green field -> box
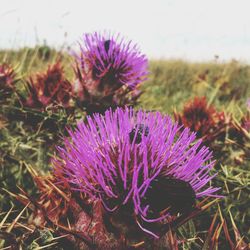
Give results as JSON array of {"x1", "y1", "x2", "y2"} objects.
[
  {"x1": 0, "y1": 47, "x2": 249, "y2": 249},
  {"x1": 2, "y1": 46, "x2": 250, "y2": 112}
]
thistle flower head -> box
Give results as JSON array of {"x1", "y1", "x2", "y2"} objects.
[
  {"x1": 23, "y1": 61, "x2": 72, "y2": 109},
  {"x1": 76, "y1": 31, "x2": 148, "y2": 93},
  {"x1": 53, "y1": 108, "x2": 220, "y2": 237},
  {"x1": 72, "y1": 32, "x2": 148, "y2": 114},
  {"x1": 176, "y1": 96, "x2": 217, "y2": 138},
  {"x1": 0, "y1": 63, "x2": 16, "y2": 99}
]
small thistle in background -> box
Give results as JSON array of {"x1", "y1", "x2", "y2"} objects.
[
  {"x1": 175, "y1": 96, "x2": 227, "y2": 143},
  {"x1": 77, "y1": 32, "x2": 148, "y2": 92},
  {"x1": 22, "y1": 61, "x2": 72, "y2": 109},
  {"x1": 73, "y1": 31, "x2": 148, "y2": 114},
  {"x1": 175, "y1": 96, "x2": 216, "y2": 137},
  {"x1": 0, "y1": 63, "x2": 17, "y2": 100},
  {"x1": 52, "y1": 107, "x2": 220, "y2": 246}
]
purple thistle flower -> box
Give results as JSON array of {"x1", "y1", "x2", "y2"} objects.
[
  {"x1": 53, "y1": 108, "x2": 220, "y2": 237},
  {"x1": 75, "y1": 31, "x2": 148, "y2": 93}
]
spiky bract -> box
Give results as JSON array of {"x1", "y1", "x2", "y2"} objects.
[{"x1": 22, "y1": 61, "x2": 72, "y2": 109}]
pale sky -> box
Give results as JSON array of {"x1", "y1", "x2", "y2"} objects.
[{"x1": 1, "y1": 0, "x2": 250, "y2": 61}]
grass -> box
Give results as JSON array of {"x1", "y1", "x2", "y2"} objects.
[
  {"x1": 0, "y1": 46, "x2": 249, "y2": 249},
  {"x1": 1, "y1": 47, "x2": 250, "y2": 113},
  {"x1": 140, "y1": 59, "x2": 250, "y2": 114}
]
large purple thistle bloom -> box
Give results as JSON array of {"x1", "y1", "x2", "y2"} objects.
[
  {"x1": 53, "y1": 108, "x2": 220, "y2": 237},
  {"x1": 76, "y1": 32, "x2": 148, "y2": 91}
]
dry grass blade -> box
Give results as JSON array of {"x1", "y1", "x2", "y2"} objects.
[
  {"x1": 202, "y1": 210, "x2": 219, "y2": 250},
  {"x1": 0, "y1": 207, "x2": 13, "y2": 230},
  {"x1": 32, "y1": 241, "x2": 58, "y2": 249},
  {"x1": 211, "y1": 221, "x2": 223, "y2": 250},
  {"x1": 166, "y1": 228, "x2": 179, "y2": 250},
  {"x1": 0, "y1": 246, "x2": 12, "y2": 250},
  {"x1": 0, "y1": 207, "x2": 15, "y2": 249},
  {"x1": 162, "y1": 198, "x2": 220, "y2": 236},
  {"x1": 222, "y1": 220, "x2": 235, "y2": 249},
  {"x1": 2, "y1": 188, "x2": 32, "y2": 209},
  {"x1": 229, "y1": 210, "x2": 248, "y2": 250},
  {"x1": 44, "y1": 179, "x2": 70, "y2": 202},
  {"x1": 6, "y1": 202, "x2": 30, "y2": 233}
]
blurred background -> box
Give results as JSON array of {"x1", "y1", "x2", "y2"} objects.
[{"x1": 1, "y1": 0, "x2": 250, "y2": 61}]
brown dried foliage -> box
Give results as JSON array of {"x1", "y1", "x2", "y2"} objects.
[
  {"x1": 22, "y1": 61, "x2": 72, "y2": 109},
  {"x1": 175, "y1": 96, "x2": 229, "y2": 144}
]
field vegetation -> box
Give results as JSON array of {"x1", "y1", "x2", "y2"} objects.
[{"x1": 0, "y1": 46, "x2": 249, "y2": 249}]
